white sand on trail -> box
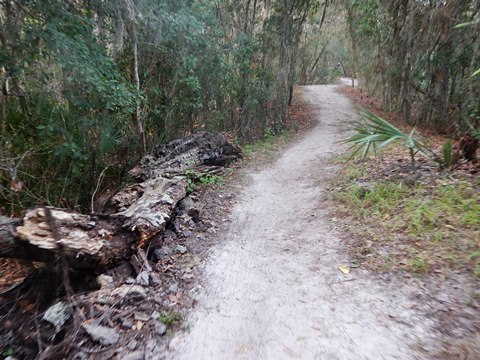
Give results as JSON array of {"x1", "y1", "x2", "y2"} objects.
[{"x1": 168, "y1": 85, "x2": 430, "y2": 360}]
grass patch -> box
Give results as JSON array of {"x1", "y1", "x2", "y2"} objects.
[
  {"x1": 242, "y1": 131, "x2": 291, "y2": 158},
  {"x1": 159, "y1": 311, "x2": 182, "y2": 326},
  {"x1": 332, "y1": 165, "x2": 480, "y2": 276}
]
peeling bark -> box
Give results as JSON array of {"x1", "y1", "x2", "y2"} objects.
[{"x1": 0, "y1": 132, "x2": 242, "y2": 269}]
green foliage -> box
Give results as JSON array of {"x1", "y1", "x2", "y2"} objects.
[
  {"x1": 0, "y1": 0, "x2": 317, "y2": 214},
  {"x1": 454, "y1": 20, "x2": 480, "y2": 78},
  {"x1": 242, "y1": 130, "x2": 292, "y2": 157},
  {"x1": 405, "y1": 199, "x2": 437, "y2": 235},
  {"x1": 349, "y1": 0, "x2": 381, "y2": 37},
  {"x1": 184, "y1": 170, "x2": 197, "y2": 193},
  {"x1": 186, "y1": 179, "x2": 196, "y2": 194},
  {"x1": 454, "y1": 20, "x2": 480, "y2": 29},
  {"x1": 0, "y1": 0, "x2": 138, "y2": 213},
  {"x1": 264, "y1": 126, "x2": 275, "y2": 139},
  {"x1": 442, "y1": 141, "x2": 453, "y2": 168},
  {"x1": 333, "y1": 169, "x2": 480, "y2": 275},
  {"x1": 343, "y1": 0, "x2": 480, "y2": 133},
  {"x1": 198, "y1": 174, "x2": 223, "y2": 186},
  {"x1": 409, "y1": 256, "x2": 430, "y2": 274},
  {"x1": 2, "y1": 348, "x2": 15, "y2": 357},
  {"x1": 184, "y1": 170, "x2": 223, "y2": 193},
  {"x1": 341, "y1": 111, "x2": 439, "y2": 166},
  {"x1": 465, "y1": 120, "x2": 480, "y2": 139},
  {"x1": 159, "y1": 312, "x2": 182, "y2": 326},
  {"x1": 338, "y1": 182, "x2": 409, "y2": 218}
]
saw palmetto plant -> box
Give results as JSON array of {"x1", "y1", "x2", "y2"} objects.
[{"x1": 341, "y1": 111, "x2": 441, "y2": 167}]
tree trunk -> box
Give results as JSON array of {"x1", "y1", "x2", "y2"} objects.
[
  {"x1": 400, "y1": 3, "x2": 414, "y2": 124},
  {"x1": 0, "y1": 132, "x2": 242, "y2": 270},
  {"x1": 132, "y1": 21, "x2": 147, "y2": 155}
]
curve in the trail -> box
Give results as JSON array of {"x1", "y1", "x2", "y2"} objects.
[{"x1": 168, "y1": 85, "x2": 430, "y2": 360}]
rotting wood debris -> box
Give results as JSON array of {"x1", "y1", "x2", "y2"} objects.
[
  {"x1": 0, "y1": 131, "x2": 242, "y2": 360},
  {"x1": 0, "y1": 131, "x2": 242, "y2": 269}
]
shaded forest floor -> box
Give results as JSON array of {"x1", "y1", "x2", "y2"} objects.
[
  {"x1": 332, "y1": 85, "x2": 480, "y2": 359},
  {"x1": 0, "y1": 93, "x2": 316, "y2": 360}
]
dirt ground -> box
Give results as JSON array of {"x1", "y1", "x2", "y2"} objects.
[
  {"x1": 166, "y1": 85, "x2": 437, "y2": 360},
  {"x1": 2, "y1": 84, "x2": 478, "y2": 360}
]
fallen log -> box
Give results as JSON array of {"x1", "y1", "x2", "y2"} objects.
[
  {"x1": 129, "y1": 131, "x2": 242, "y2": 181},
  {"x1": 0, "y1": 132, "x2": 242, "y2": 269}
]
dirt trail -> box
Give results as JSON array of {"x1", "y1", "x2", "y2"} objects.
[{"x1": 168, "y1": 85, "x2": 430, "y2": 360}]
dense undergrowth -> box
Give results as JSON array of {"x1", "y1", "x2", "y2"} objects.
[{"x1": 0, "y1": 0, "x2": 323, "y2": 216}]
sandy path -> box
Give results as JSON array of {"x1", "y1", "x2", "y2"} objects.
[{"x1": 168, "y1": 85, "x2": 428, "y2": 360}]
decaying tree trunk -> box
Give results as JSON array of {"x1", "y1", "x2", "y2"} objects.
[
  {"x1": 453, "y1": 133, "x2": 479, "y2": 164},
  {"x1": 0, "y1": 132, "x2": 242, "y2": 269}
]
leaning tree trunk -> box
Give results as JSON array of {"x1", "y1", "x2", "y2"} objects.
[{"x1": 0, "y1": 132, "x2": 242, "y2": 270}]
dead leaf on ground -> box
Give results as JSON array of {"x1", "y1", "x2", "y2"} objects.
[
  {"x1": 168, "y1": 294, "x2": 179, "y2": 304},
  {"x1": 235, "y1": 343, "x2": 255, "y2": 354}
]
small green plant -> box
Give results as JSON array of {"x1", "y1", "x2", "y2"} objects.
[
  {"x1": 183, "y1": 170, "x2": 223, "y2": 193},
  {"x1": 2, "y1": 348, "x2": 15, "y2": 357},
  {"x1": 264, "y1": 126, "x2": 275, "y2": 139},
  {"x1": 199, "y1": 174, "x2": 223, "y2": 186},
  {"x1": 343, "y1": 166, "x2": 365, "y2": 181},
  {"x1": 186, "y1": 178, "x2": 196, "y2": 193},
  {"x1": 184, "y1": 170, "x2": 197, "y2": 193},
  {"x1": 341, "y1": 111, "x2": 440, "y2": 167},
  {"x1": 159, "y1": 312, "x2": 182, "y2": 326},
  {"x1": 442, "y1": 141, "x2": 453, "y2": 168},
  {"x1": 410, "y1": 255, "x2": 430, "y2": 273},
  {"x1": 406, "y1": 199, "x2": 436, "y2": 235},
  {"x1": 340, "y1": 181, "x2": 409, "y2": 215}
]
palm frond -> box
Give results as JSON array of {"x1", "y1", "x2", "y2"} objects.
[
  {"x1": 454, "y1": 20, "x2": 479, "y2": 29},
  {"x1": 341, "y1": 110, "x2": 439, "y2": 166}
]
